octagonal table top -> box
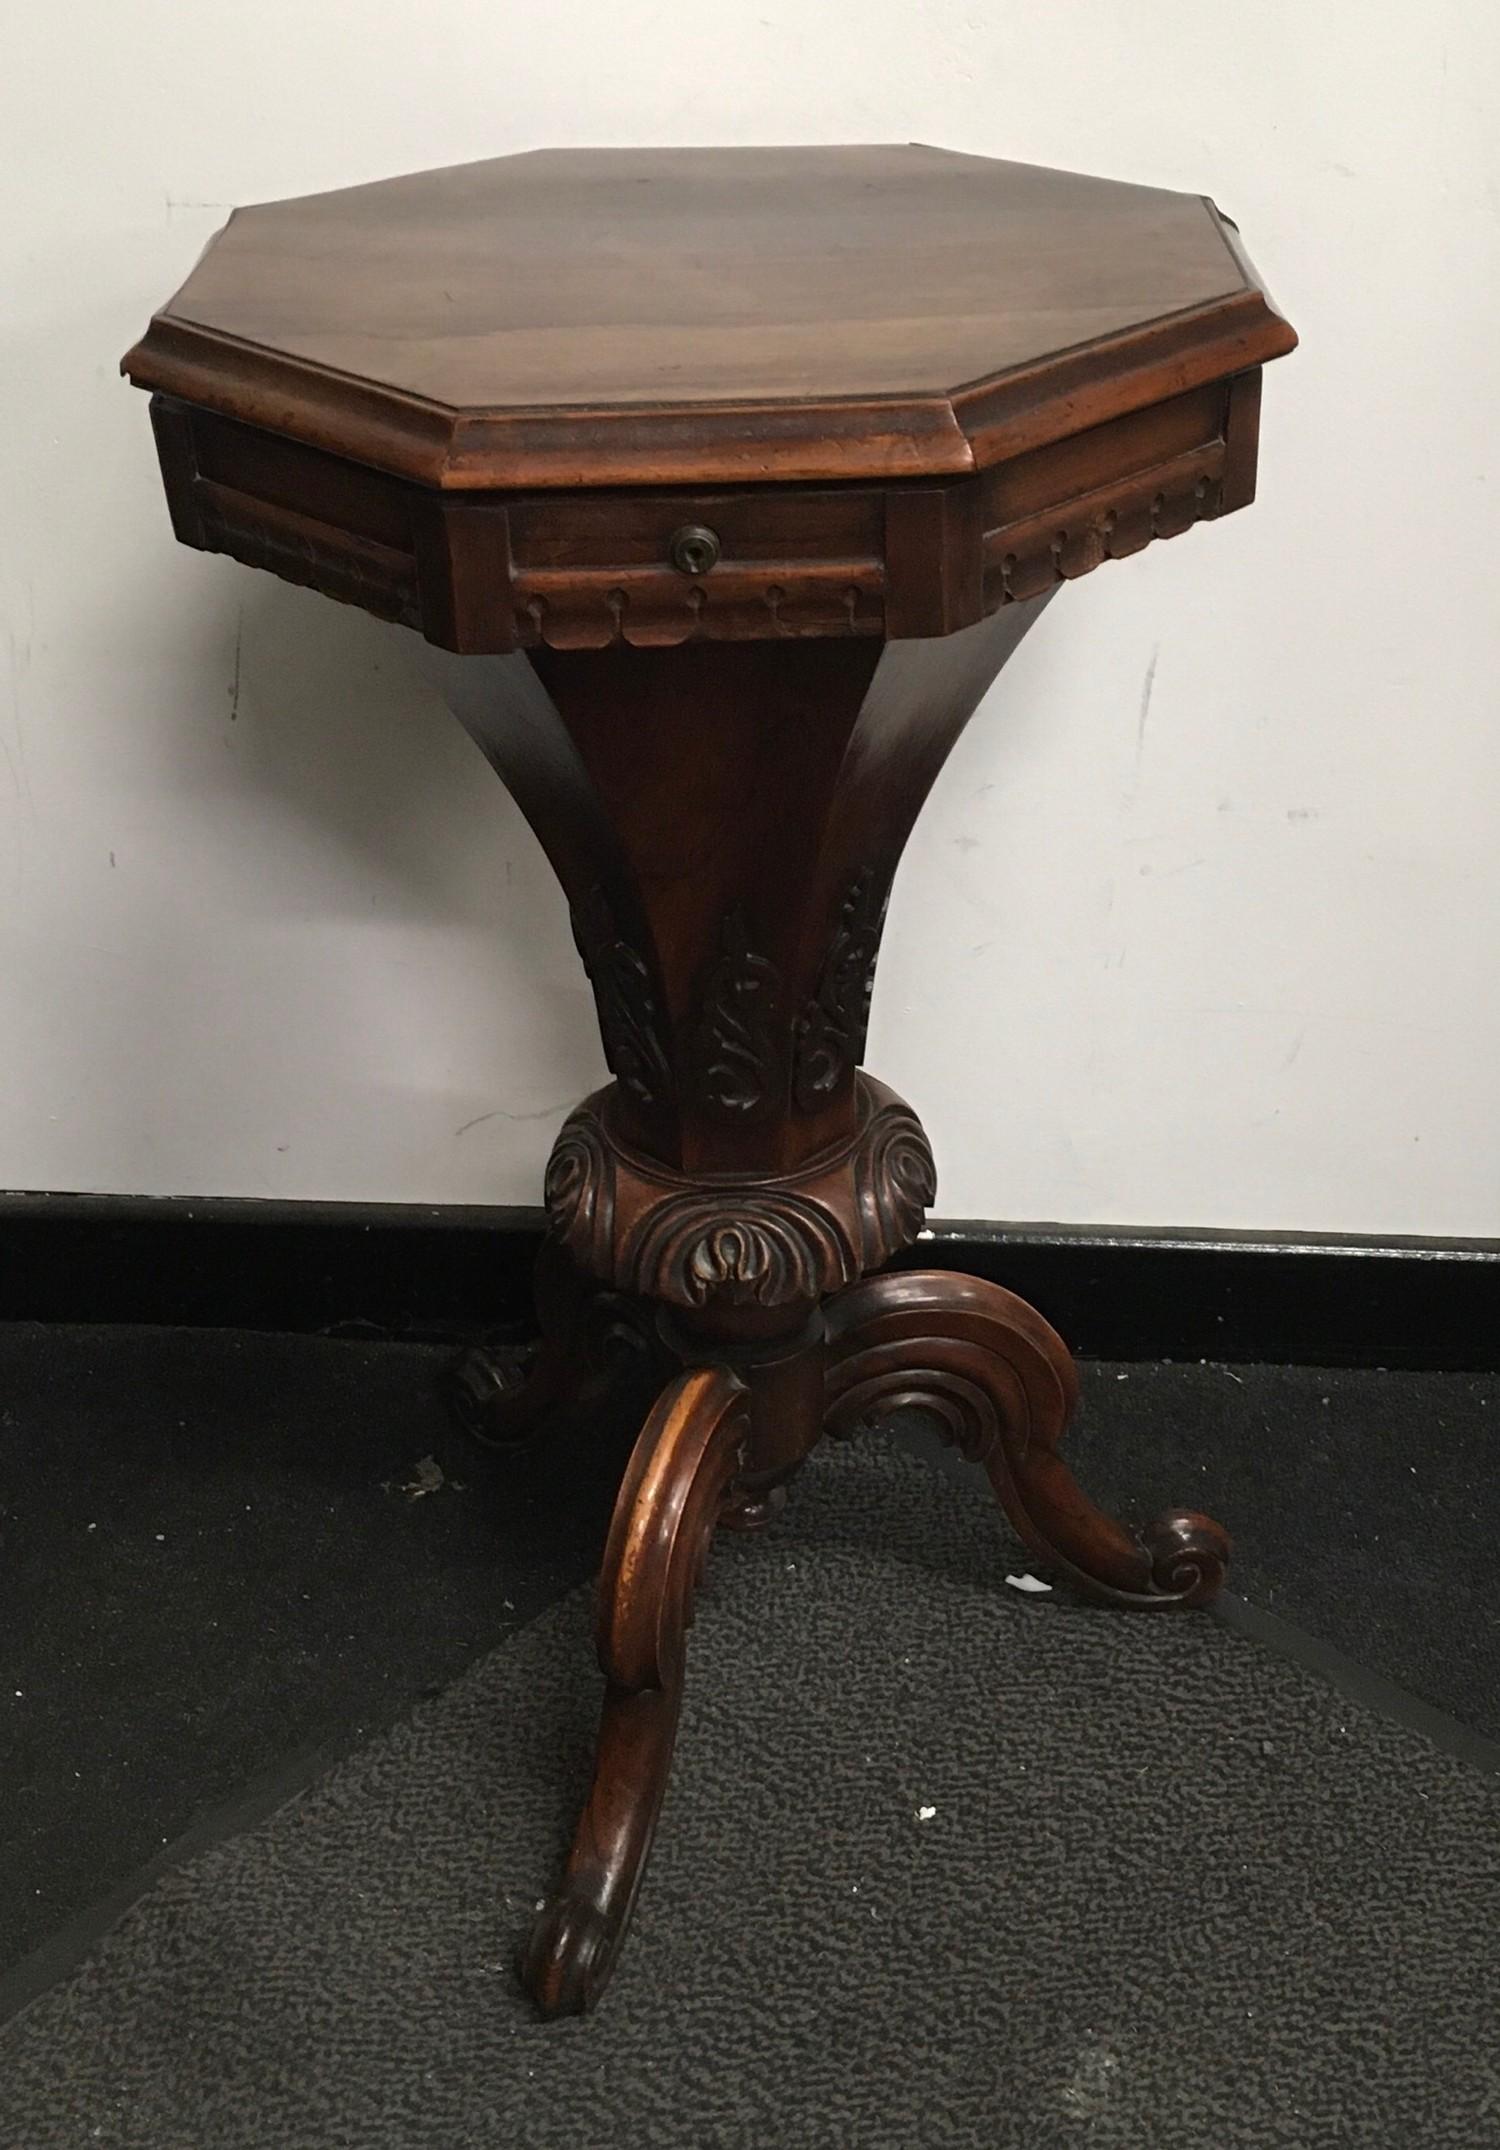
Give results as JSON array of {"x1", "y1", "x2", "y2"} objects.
[{"x1": 122, "y1": 145, "x2": 1295, "y2": 491}]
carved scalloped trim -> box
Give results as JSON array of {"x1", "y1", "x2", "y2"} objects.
[
  {"x1": 984, "y1": 450, "x2": 1224, "y2": 609},
  {"x1": 195, "y1": 486, "x2": 422, "y2": 629},
  {"x1": 513, "y1": 565, "x2": 885, "y2": 650}
]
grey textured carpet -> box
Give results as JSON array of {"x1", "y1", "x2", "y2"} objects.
[{"x1": 3, "y1": 1438, "x2": 1497, "y2": 2150}]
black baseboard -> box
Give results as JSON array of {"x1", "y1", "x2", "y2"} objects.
[
  {"x1": 0, "y1": 1194, "x2": 549, "y2": 1347},
  {"x1": 894, "y1": 1222, "x2": 1500, "y2": 1371},
  {"x1": 0, "y1": 1193, "x2": 1495, "y2": 1370}
]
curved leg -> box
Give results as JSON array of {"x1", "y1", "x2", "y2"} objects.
[
  {"x1": 522, "y1": 1364, "x2": 750, "y2": 2015},
  {"x1": 823, "y1": 1270, "x2": 1228, "y2": 1608},
  {"x1": 450, "y1": 1237, "x2": 658, "y2": 1451}
]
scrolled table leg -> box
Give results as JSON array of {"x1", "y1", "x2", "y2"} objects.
[
  {"x1": 522, "y1": 1363, "x2": 750, "y2": 2016},
  {"x1": 823, "y1": 1270, "x2": 1229, "y2": 1609}
]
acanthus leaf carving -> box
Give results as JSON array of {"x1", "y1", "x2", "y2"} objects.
[
  {"x1": 570, "y1": 887, "x2": 674, "y2": 1113},
  {"x1": 542, "y1": 1074, "x2": 935, "y2": 1312},
  {"x1": 637, "y1": 1196, "x2": 856, "y2": 1310},
  {"x1": 689, "y1": 907, "x2": 785, "y2": 1123},
  {"x1": 793, "y1": 867, "x2": 891, "y2": 1111},
  {"x1": 542, "y1": 1107, "x2": 615, "y2": 1280},
  {"x1": 855, "y1": 1098, "x2": 938, "y2": 1260}
]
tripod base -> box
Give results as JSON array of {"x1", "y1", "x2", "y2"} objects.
[{"x1": 515, "y1": 1256, "x2": 1228, "y2": 2017}]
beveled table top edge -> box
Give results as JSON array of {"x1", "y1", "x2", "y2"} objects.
[{"x1": 121, "y1": 282, "x2": 1294, "y2": 493}]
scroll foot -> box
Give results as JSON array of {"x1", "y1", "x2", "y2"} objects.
[
  {"x1": 823, "y1": 1270, "x2": 1229, "y2": 1609},
  {"x1": 448, "y1": 1238, "x2": 658, "y2": 1453}
]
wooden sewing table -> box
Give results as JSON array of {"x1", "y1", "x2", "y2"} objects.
[{"x1": 123, "y1": 144, "x2": 1296, "y2": 2016}]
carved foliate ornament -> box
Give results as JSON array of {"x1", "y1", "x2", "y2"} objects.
[{"x1": 544, "y1": 1074, "x2": 936, "y2": 1310}]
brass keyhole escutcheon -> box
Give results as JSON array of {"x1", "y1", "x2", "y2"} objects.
[{"x1": 668, "y1": 524, "x2": 721, "y2": 576}]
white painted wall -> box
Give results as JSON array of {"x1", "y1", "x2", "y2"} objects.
[{"x1": 3, "y1": 3, "x2": 1497, "y2": 1232}]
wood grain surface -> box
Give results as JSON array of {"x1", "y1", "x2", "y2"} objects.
[{"x1": 123, "y1": 145, "x2": 1295, "y2": 488}]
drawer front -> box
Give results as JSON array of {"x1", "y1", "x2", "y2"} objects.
[{"x1": 149, "y1": 375, "x2": 1256, "y2": 654}]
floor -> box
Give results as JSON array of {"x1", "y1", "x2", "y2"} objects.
[
  {"x1": 2, "y1": 1321, "x2": 1496, "y2": 2019},
  {"x1": 7, "y1": 1432, "x2": 1499, "y2": 2150}
]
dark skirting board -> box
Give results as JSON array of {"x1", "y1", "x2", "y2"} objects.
[{"x1": 1, "y1": 1194, "x2": 1496, "y2": 1369}]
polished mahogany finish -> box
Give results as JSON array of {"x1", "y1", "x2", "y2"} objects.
[
  {"x1": 123, "y1": 146, "x2": 1291, "y2": 653},
  {"x1": 523, "y1": 1364, "x2": 751, "y2": 2015},
  {"x1": 123, "y1": 145, "x2": 1293, "y2": 492},
  {"x1": 123, "y1": 145, "x2": 1295, "y2": 2019}
]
